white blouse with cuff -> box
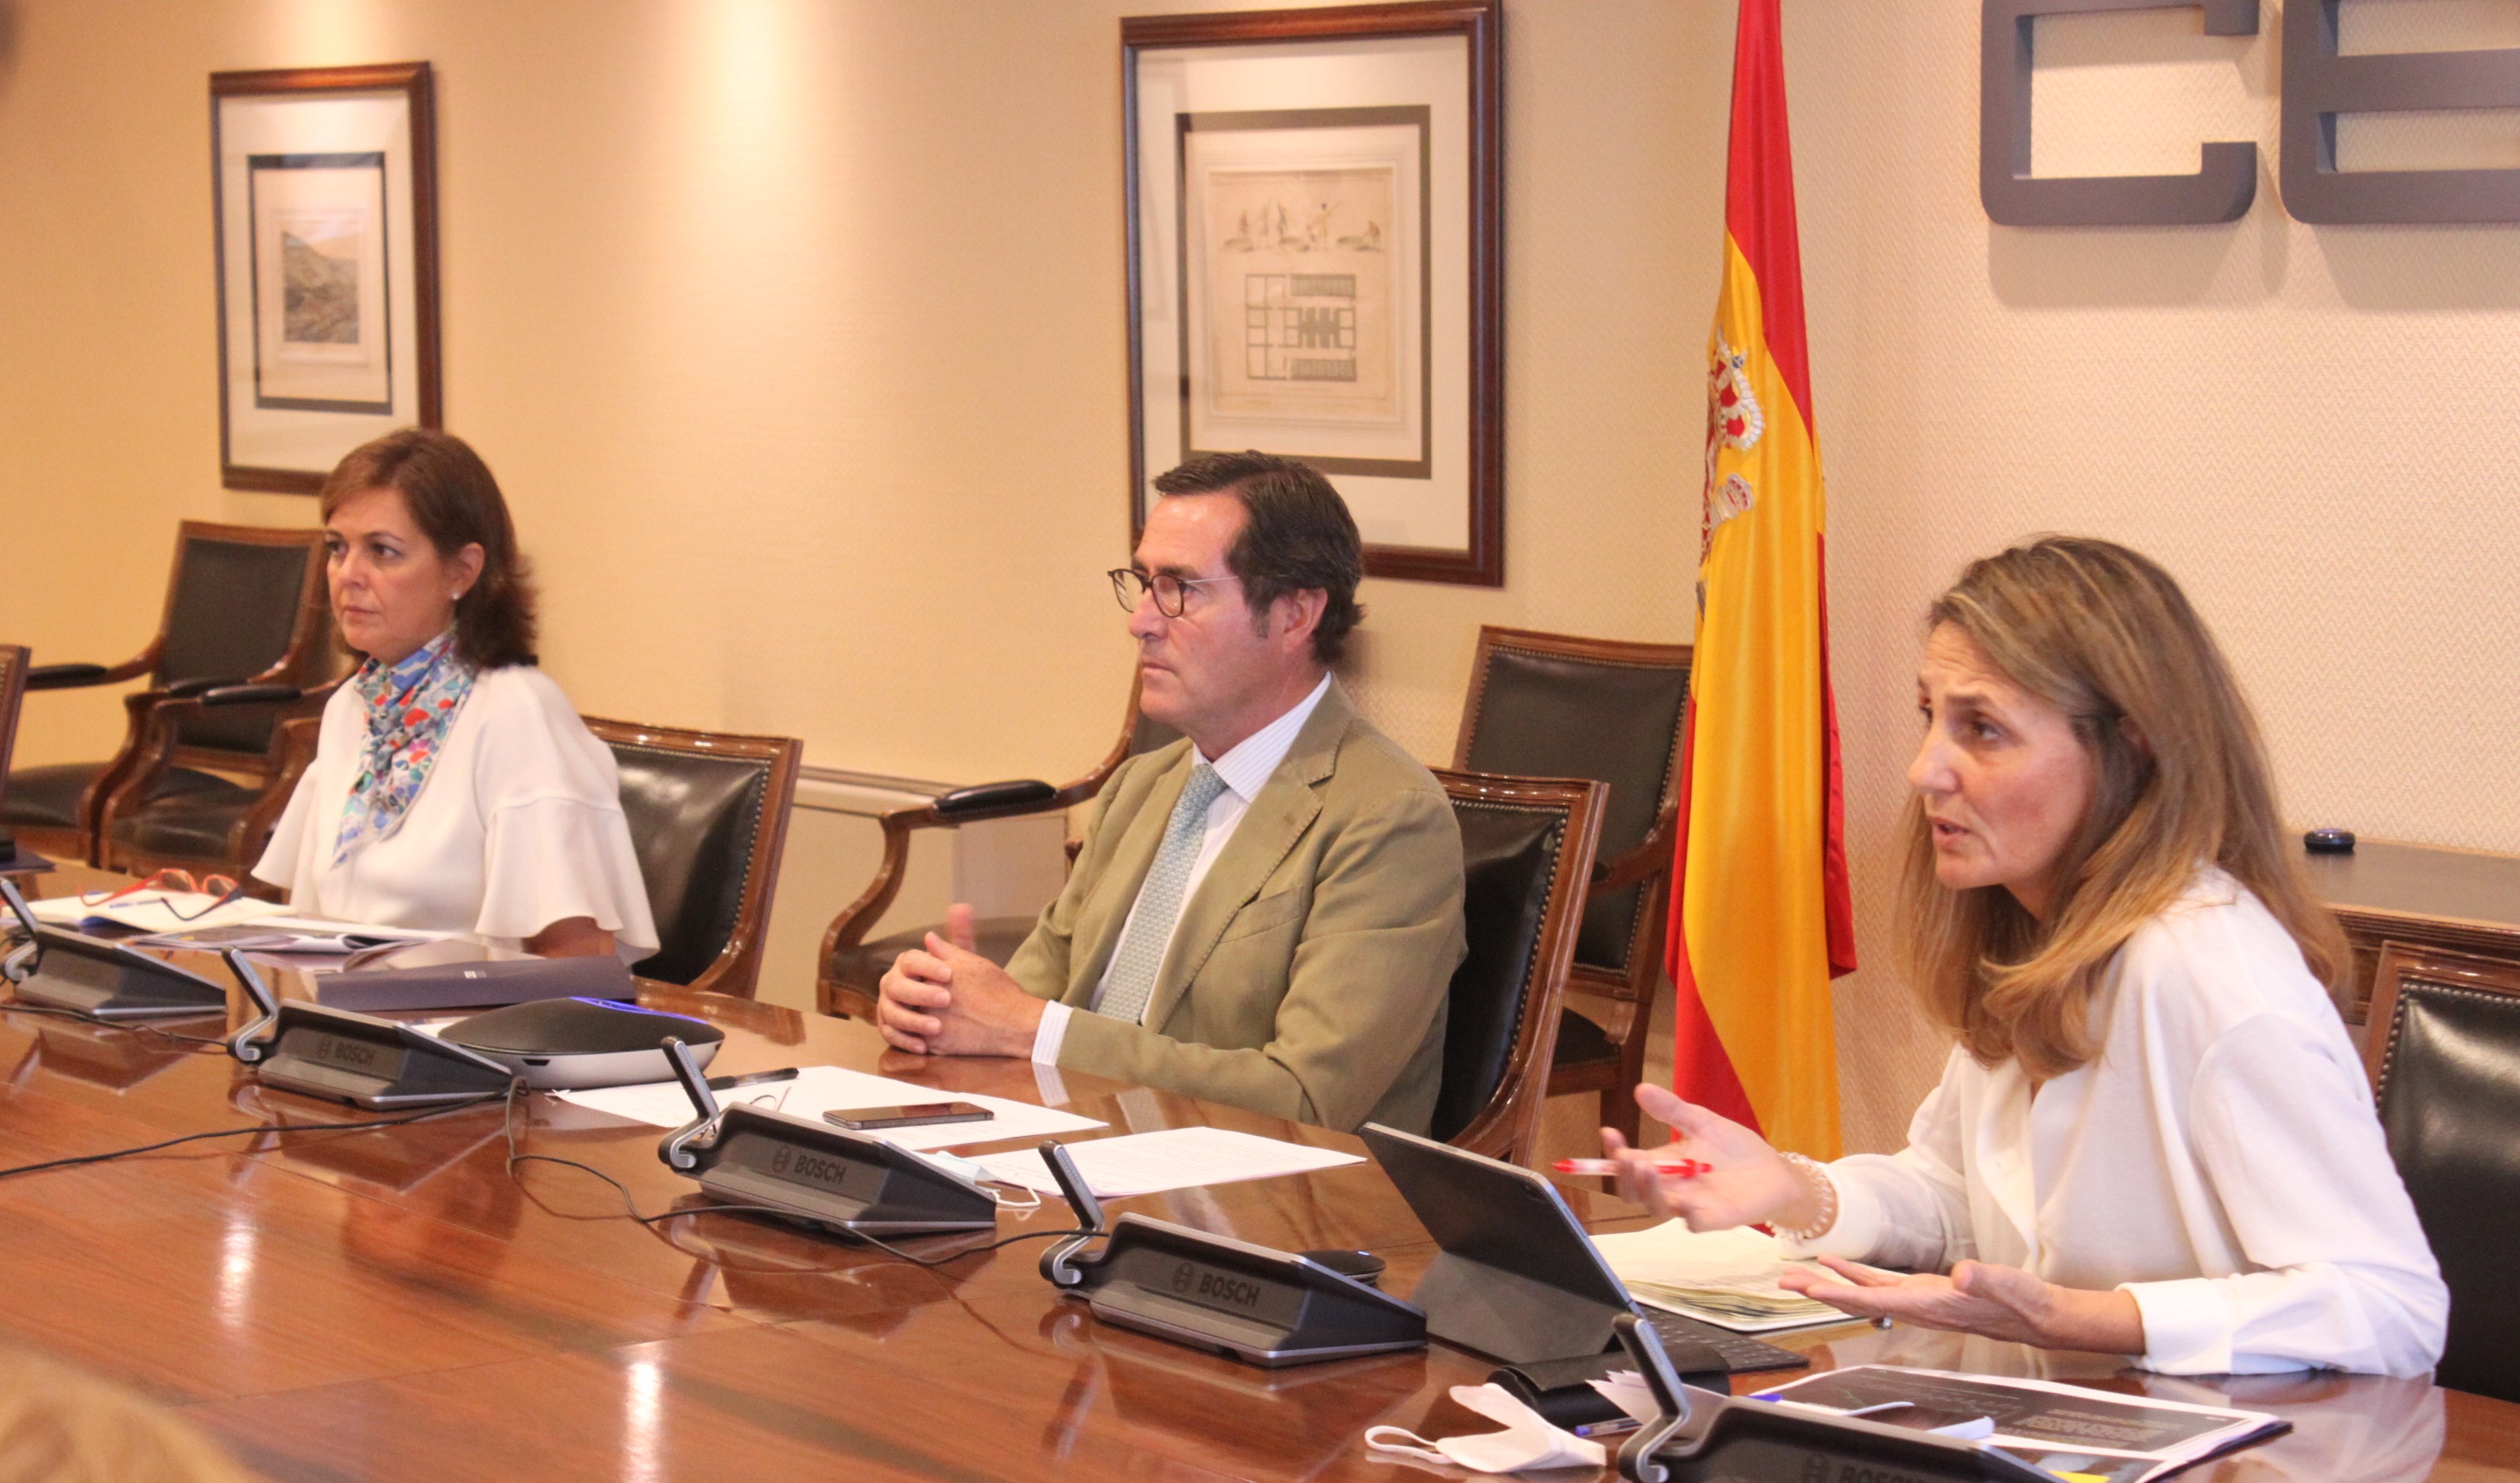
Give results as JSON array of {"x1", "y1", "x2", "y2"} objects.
[
  {"x1": 252, "y1": 665, "x2": 659, "y2": 960},
  {"x1": 1793, "y1": 867, "x2": 2447, "y2": 1378}
]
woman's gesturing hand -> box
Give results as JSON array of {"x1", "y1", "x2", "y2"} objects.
[
  {"x1": 1777, "y1": 1257, "x2": 2145, "y2": 1354},
  {"x1": 1600, "y1": 1083, "x2": 1820, "y2": 1233}
]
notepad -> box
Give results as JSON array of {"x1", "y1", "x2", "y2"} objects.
[
  {"x1": 970, "y1": 1126, "x2": 1363, "y2": 1198},
  {"x1": 1590, "y1": 1220, "x2": 1893, "y2": 1333}
]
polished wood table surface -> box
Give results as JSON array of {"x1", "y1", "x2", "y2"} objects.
[
  {"x1": 2, "y1": 867, "x2": 2516, "y2": 1481},
  {"x1": 2304, "y1": 837, "x2": 2520, "y2": 1023}
]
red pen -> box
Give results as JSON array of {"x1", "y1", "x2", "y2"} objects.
[{"x1": 1553, "y1": 1158, "x2": 1708, "y2": 1178}]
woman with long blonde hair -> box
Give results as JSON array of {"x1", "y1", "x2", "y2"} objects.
[{"x1": 1607, "y1": 537, "x2": 2445, "y2": 1376}]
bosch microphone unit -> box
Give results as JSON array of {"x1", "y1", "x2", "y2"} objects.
[
  {"x1": 222, "y1": 950, "x2": 515, "y2": 1108},
  {"x1": 654, "y1": 1037, "x2": 998, "y2": 1238},
  {"x1": 1, "y1": 878, "x2": 230, "y2": 1020},
  {"x1": 1033, "y1": 1141, "x2": 1426, "y2": 1368}
]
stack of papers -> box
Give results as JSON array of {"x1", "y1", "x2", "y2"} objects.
[
  {"x1": 127, "y1": 916, "x2": 450, "y2": 954},
  {"x1": 28, "y1": 891, "x2": 290, "y2": 933},
  {"x1": 970, "y1": 1127, "x2": 1364, "y2": 1198},
  {"x1": 1750, "y1": 1366, "x2": 2290, "y2": 1483},
  {"x1": 1591, "y1": 1221, "x2": 1888, "y2": 1333},
  {"x1": 554, "y1": 1064, "x2": 1106, "y2": 1153}
]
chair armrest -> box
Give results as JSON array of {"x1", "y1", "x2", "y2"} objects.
[
  {"x1": 25, "y1": 662, "x2": 110, "y2": 690},
  {"x1": 932, "y1": 778, "x2": 1058, "y2": 819},
  {"x1": 25, "y1": 643, "x2": 157, "y2": 691},
  {"x1": 820, "y1": 682, "x2": 1148, "y2": 997},
  {"x1": 1592, "y1": 803, "x2": 1680, "y2": 894},
  {"x1": 96, "y1": 683, "x2": 335, "y2": 868},
  {"x1": 200, "y1": 682, "x2": 305, "y2": 708},
  {"x1": 163, "y1": 674, "x2": 253, "y2": 699}
]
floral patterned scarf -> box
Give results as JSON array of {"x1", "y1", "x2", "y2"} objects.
[{"x1": 331, "y1": 631, "x2": 477, "y2": 865}]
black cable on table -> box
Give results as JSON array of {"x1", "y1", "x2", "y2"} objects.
[{"x1": 0, "y1": 1091, "x2": 510, "y2": 1183}]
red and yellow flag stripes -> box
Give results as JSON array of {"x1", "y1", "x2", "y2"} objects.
[{"x1": 1665, "y1": 0, "x2": 1857, "y2": 1160}]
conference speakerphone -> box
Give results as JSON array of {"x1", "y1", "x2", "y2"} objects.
[
  {"x1": 1, "y1": 878, "x2": 230, "y2": 1021},
  {"x1": 654, "y1": 1037, "x2": 998, "y2": 1238}
]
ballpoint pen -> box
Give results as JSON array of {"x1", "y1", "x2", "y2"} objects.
[
  {"x1": 1553, "y1": 1158, "x2": 1709, "y2": 1179},
  {"x1": 707, "y1": 1067, "x2": 801, "y2": 1091}
]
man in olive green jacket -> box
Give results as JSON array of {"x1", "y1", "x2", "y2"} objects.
[{"x1": 877, "y1": 453, "x2": 1466, "y2": 1133}]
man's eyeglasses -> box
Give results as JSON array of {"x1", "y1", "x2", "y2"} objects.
[{"x1": 1108, "y1": 568, "x2": 1238, "y2": 619}]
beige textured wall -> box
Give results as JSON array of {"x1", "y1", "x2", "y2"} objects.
[
  {"x1": 1790, "y1": 0, "x2": 2520, "y2": 1146},
  {"x1": 5, "y1": 1, "x2": 2518, "y2": 1151}
]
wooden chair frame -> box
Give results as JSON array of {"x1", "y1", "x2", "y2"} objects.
[
  {"x1": 1453, "y1": 625, "x2": 1690, "y2": 1145},
  {"x1": 584, "y1": 716, "x2": 801, "y2": 1001},
  {"x1": 0, "y1": 646, "x2": 26, "y2": 821},
  {"x1": 817, "y1": 674, "x2": 1146, "y2": 1021},
  {"x1": 17, "y1": 521, "x2": 331, "y2": 864},
  {"x1": 2363, "y1": 940, "x2": 2520, "y2": 1096},
  {"x1": 1434, "y1": 767, "x2": 1607, "y2": 1167},
  {"x1": 99, "y1": 680, "x2": 341, "y2": 881}
]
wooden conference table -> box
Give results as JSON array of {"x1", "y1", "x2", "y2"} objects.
[{"x1": 0, "y1": 868, "x2": 2514, "y2": 1481}]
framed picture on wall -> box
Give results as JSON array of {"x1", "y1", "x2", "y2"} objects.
[
  {"x1": 211, "y1": 63, "x2": 440, "y2": 494},
  {"x1": 1124, "y1": 0, "x2": 1503, "y2": 585}
]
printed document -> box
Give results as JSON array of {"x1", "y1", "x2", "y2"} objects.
[
  {"x1": 1591, "y1": 1220, "x2": 1893, "y2": 1333},
  {"x1": 1750, "y1": 1366, "x2": 2289, "y2": 1483},
  {"x1": 971, "y1": 1126, "x2": 1363, "y2": 1198}
]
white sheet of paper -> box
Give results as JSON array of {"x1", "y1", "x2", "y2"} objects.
[
  {"x1": 551, "y1": 1064, "x2": 1104, "y2": 1152},
  {"x1": 970, "y1": 1126, "x2": 1364, "y2": 1198},
  {"x1": 1589, "y1": 1220, "x2": 1791, "y2": 1280}
]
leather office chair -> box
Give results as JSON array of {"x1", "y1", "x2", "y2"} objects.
[
  {"x1": 98, "y1": 678, "x2": 339, "y2": 879},
  {"x1": 586, "y1": 716, "x2": 801, "y2": 1001},
  {"x1": 4, "y1": 522, "x2": 331, "y2": 864},
  {"x1": 1428, "y1": 768, "x2": 1606, "y2": 1168},
  {"x1": 1453, "y1": 625, "x2": 1690, "y2": 1145},
  {"x1": 0, "y1": 645, "x2": 25, "y2": 863},
  {"x1": 819, "y1": 674, "x2": 1179, "y2": 1021},
  {"x1": 2364, "y1": 940, "x2": 2520, "y2": 1404}
]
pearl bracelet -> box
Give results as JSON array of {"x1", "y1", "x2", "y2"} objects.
[{"x1": 1773, "y1": 1150, "x2": 1839, "y2": 1243}]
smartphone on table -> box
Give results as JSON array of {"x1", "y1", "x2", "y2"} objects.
[{"x1": 824, "y1": 1103, "x2": 994, "y2": 1131}]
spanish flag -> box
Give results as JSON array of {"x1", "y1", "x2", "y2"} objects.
[{"x1": 1666, "y1": 0, "x2": 1857, "y2": 1160}]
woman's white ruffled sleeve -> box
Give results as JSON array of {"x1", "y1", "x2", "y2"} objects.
[{"x1": 465, "y1": 675, "x2": 659, "y2": 956}]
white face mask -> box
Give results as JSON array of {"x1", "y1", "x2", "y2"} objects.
[{"x1": 1364, "y1": 1384, "x2": 1608, "y2": 1474}]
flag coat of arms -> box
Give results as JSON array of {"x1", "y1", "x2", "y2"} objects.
[{"x1": 1666, "y1": 0, "x2": 1858, "y2": 1159}]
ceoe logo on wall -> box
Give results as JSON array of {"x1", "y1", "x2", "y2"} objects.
[{"x1": 1982, "y1": 0, "x2": 2520, "y2": 226}]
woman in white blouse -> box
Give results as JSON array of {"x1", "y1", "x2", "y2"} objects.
[
  {"x1": 253, "y1": 429, "x2": 658, "y2": 961},
  {"x1": 1607, "y1": 537, "x2": 2445, "y2": 1377}
]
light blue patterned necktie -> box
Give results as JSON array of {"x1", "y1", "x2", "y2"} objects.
[{"x1": 1097, "y1": 762, "x2": 1229, "y2": 1025}]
